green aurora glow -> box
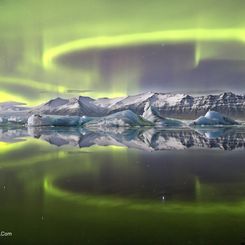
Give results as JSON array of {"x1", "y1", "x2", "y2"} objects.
[
  {"x1": 1, "y1": 134, "x2": 245, "y2": 243},
  {"x1": 1, "y1": 137, "x2": 245, "y2": 215},
  {"x1": 0, "y1": 0, "x2": 244, "y2": 104}
]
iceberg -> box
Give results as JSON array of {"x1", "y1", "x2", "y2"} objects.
[
  {"x1": 142, "y1": 102, "x2": 184, "y2": 127},
  {"x1": 190, "y1": 110, "x2": 239, "y2": 126},
  {"x1": 84, "y1": 110, "x2": 153, "y2": 128},
  {"x1": 7, "y1": 116, "x2": 26, "y2": 124},
  {"x1": 0, "y1": 116, "x2": 26, "y2": 125},
  {"x1": 27, "y1": 114, "x2": 91, "y2": 127},
  {"x1": 27, "y1": 110, "x2": 152, "y2": 128}
]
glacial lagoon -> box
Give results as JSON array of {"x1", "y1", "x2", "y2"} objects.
[{"x1": 1, "y1": 126, "x2": 245, "y2": 244}]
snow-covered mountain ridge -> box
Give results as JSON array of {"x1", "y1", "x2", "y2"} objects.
[
  {"x1": 1, "y1": 92, "x2": 245, "y2": 122},
  {"x1": 30, "y1": 92, "x2": 245, "y2": 119}
]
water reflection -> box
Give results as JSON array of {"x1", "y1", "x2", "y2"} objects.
[
  {"x1": 1, "y1": 125, "x2": 245, "y2": 244},
  {"x1": 0, "y1": 126, "x2": 28, "y2": 143},
  {"x1": 3, "y1": 126, "x2": 244, "y2": 151}
]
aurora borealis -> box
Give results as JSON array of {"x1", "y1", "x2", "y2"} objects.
[
  {"x1": 0, "y1": 0, "x2": 244, "y2": 105},
  {"x1": 1, "y1": 2, "x2": 245, "y2": 243}
]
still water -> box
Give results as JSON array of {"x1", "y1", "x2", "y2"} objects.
[{"x1": 0, "y1": 127, "x2": 245, "y2": 244}]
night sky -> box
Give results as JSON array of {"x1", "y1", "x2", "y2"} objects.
[{"x1": 0, "y1": 0, "x2": 244, "y2": 105}]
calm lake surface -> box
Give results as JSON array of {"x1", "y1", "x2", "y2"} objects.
[{"x1": 1, "y1": 127, "x2": 245, "y2": 244}]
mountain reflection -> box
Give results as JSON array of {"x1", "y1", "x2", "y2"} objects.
[{"x1": 1, "y1": 126, "x2": 245, "y2": 151}]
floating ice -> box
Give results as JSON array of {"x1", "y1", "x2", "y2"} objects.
[{"x1": 190, "y1": 110, "x2": 239, "y2": 126}]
